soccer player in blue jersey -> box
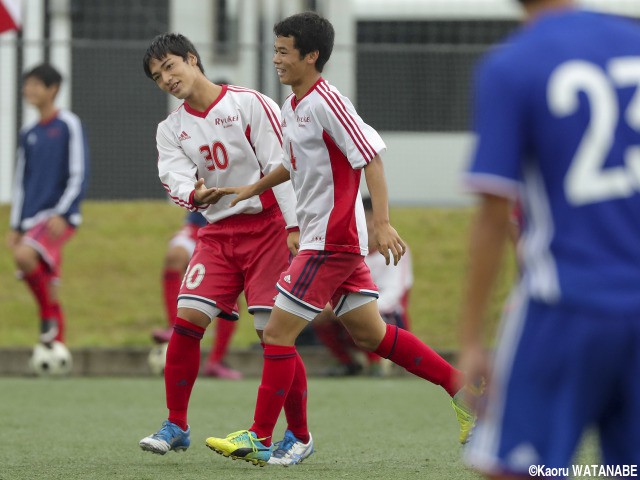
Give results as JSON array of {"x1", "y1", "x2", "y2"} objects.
[
  {"x1": 7, "y1": 63, "x2": 89, "y2": 346},
  {"x1": 458, "y1": 0, "x2": 640, "y2": 477}
]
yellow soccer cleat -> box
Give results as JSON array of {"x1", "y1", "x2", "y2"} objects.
[
  {"x1": 451, "y1": 382, "x2": 484, "y2": 444},
  {"x1": 205, "y1": 430, "x2": 272, "y2": 467}
]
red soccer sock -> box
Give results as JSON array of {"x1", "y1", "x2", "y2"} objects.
[
  {"x1": 284, "y1": 352, "x2": 310, "y2": 443},
  {"x1": 162, "y1": 269, "x2": 182, "y2": 328},
  {"x1": 51, "y1": 303, "x2": 65, "y2": 343},
  {"x1": 250, "y1": 345, "x2": 298, "y2": 446},
  {"x1": 24, "y1": 263, "x2": 56, "y2": 320},
  {"x1": 375, "y1": 324, "x2": 463, "y2": 397},
  {"x1": 207, "y1": 318, "x2": 237, "y2": 364},
  {"x1": 313, "y1": 321, "x2": 354, "y2": 365},
  {"x1": 45, "y1": 268, "x2": 65, "y2": 343},
  {"x1": 165, "y1": 317, "x2": 205, "y2": 430}
]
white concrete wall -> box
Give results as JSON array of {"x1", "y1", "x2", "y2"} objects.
[
  {"x1": 0, "y1": 31, "x2": 18, "y2": 203},
  {"x1": 353, "y1": 0, "x2": 640, "y2": 19},
  {"x1": 318, "y1": 0, "x2": 355, "y2": 100},
  {"x1": 168, "y1": 0, "x2": 215, "y2": 111},
  {"x1": 49, "y1": 0, "x2": 72, "y2": 111},
  {"x1": 375, "y1": 132, "x2": 476, "y2": 206}
]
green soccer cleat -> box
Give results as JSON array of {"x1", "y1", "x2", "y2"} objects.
[
  {"x1": 205, "y1": 430, "x2": 272, "y2": 467},
  {"x1": 451, "y1": 383, "x2": 483, "y2": 445}
]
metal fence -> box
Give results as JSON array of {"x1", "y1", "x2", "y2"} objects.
[{"x1": 2, "y1": 0, "x2": 638, "y2": 201}]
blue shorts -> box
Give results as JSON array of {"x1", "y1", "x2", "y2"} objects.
[{"x1": 465, "y1": 289, "x2": 640, "y2": 475}]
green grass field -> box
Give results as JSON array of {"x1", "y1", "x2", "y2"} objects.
[
  {"x1": 0, "y1": 376, "x2": 599, "y2": 480},
  {"x1": 0, "y1": 377, "x2": 479, "y2": 480},
  {"x1": 0, "y1": 201, "x2": 515, "y2": 350}
]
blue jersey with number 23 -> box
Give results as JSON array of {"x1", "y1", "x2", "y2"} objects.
[{"x1": 465, "y1": 10, "x2": 640, "y2": 315}]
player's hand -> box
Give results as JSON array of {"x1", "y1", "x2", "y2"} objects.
[
  {"x1": 286, "y1": 230, "x2": 300, "y2": 256},
  {"x1": 6, "y1": 230, "x2": 22, "y2": 249},
  {"x1": 193, "y1": 178, "x2": 225, "y2": 205},
  {"x1": 217, "y1": 184, "x2": 258, "y2": 208},
  {"x1": 374, "y1": 223, "x2": 406, "y2": 265},
  {"x1": 46, "y1": 215, "x2": 68, "y2": 240}
]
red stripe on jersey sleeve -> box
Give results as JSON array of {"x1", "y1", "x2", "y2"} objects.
[
  {"x1": 317, "y1": 82, "x2": 377, "y2": 162},
  {"x1": 321, "y1": 82, "x2": 376, "y2": 159},
  {"x1": 315, "y1": 88, "x2": 370, "y2": 164},
  {"x1": 227, "y1": 86, "x2": 282, "y2": 145},
  {"x1": 161, "y1": 182, "x2": 202, "y2": 211}
]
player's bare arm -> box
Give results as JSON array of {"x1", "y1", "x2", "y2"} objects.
[
  {"x1": 364, "y1": 155, "x2": 406, "y2": 266},
  {"x1": 219, "y1": 164, "x2": 291, "y2": 207},
  {"x1": 458, "y1": 193, "x2": 511, "y2": 396}
]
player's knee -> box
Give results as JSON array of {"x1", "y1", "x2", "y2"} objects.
[
  {"x1": 262, "y1": 327, "x2": 283, "y2": 346},
  {"x1": 13, "y1": 245, "x2": 39, "y2": 272},
  {"x1": 176, "y1": 307, "x2": 211, "y2": 329},
  {"x1": 262, "y1": 323, "x2": 295, "y2": 346},
  {"x1": 349, "y1": 332, "x2": 379, "y2": 352}
]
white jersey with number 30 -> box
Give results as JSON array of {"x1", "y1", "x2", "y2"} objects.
[
  {"x1": 281, "y1": 78, "x2": 386, "y2": 255},
  {"x1": 157, "y1": 84, "x2": 297, "y2": 227}
]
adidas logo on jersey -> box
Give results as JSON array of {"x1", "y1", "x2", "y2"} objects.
[
  {"x1": 284, "y1": 275, "x2": 291, "y2": 284},
  {"x1": 178, "y1": 131, "x2": 190, "y2": 141},
  {"x1": 281, "y1": 119, "x2": 287, "y2": 127}
]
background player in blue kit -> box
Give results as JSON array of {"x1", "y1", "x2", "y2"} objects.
[
  {"x1": 7, "y1": 63, "x2": 89, "y2": 346},
  {"x1": 458, "y1": 0, "x2": 640, "y2": 476}
]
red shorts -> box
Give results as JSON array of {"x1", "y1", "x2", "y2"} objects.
[
  {"x1": 276, "y1": 250, "x2": 378, "y2": 314},
  {"x1": 178, "y1": 205, "x2": 290, "y2": 319},
  {"x1": 22, "y1": 220, "x2": 76, "y2": 278}
]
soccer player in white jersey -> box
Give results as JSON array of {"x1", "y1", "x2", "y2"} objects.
[
  {"x1": 138, "y1": 33, "x2": 311, "y2": 459},
  {"x1": 459, "y1": 0, "x2": 640, "y2": 477},
  {"x1": 205, "y1": 12, "x2": 479, "y2": 466}
]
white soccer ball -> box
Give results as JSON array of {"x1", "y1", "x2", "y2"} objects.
[
  {"x1": 148, "y1": 342, "x2": 169, "y2": 376},
  {"x1": 30, "y1": 341, "x2": 73, "y2": 376}
]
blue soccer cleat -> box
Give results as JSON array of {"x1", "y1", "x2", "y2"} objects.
[
  {"x1": 139, "y1": 420, "x2": 190, "y2": 455},
  {"x1": 205, "y1": 430, "x2": 272, "y2": 466},
  {"x1": 268, "y1": 430, "x2": 314, "y2": 466}
]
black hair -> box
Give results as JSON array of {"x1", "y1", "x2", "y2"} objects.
[
  {"x1": 362, "y1": 196, "x2": 373, "y2": 212},
  {"x1": 143, "y1": 33, "x2": 205, "y2": 79},
  {"x1": 273, "y1": 12, "x2": 334, "y2": 72},
  {"x1": 23, "y1": 64, "x2": 62, "y2": 87}
]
